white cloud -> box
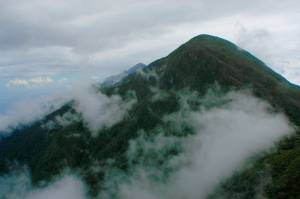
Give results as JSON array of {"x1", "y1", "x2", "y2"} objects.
[
  {"x1": 0, "y1": 170, "x2": 88, "y2": 199},
  {"x1": 7, "y1": 76, "x2": 54, "y2": 88},
  {"x1": 0, "y1": 94, "x2": 68, "y2": 135},
  {"x1": 25, "y1": 176, "x2": 86, "y2": 199},
  {"x1": 0, "y1": 75, "x2": 134, "y2": 136},
  {"x1": 72, "y1": 85, "x2": 136, "y2": 136}
]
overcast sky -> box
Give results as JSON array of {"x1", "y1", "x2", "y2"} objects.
[{"x1": 0, "y1": 0, "x2": 299, "y2": 111}]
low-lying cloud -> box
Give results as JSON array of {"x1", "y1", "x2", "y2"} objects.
[
  {"x1": 0, "y1": 89, "x2": 295, "y2": 198},
  {"x1": 0, "y1": 169, "x2": 87, "y2": 199},
  {"x1": 41, "y1": 111, "x2": 81, "y2": 131},
  {"x1": 99, "y1": 90, "x2": 294, "y2": 199},
  {"x1": 0, "y1": 94, "x2": 68, "y2": 135},
  {"x1": 72, "y1": 85, "x2": 136, "y2": 136},
  {"x1": 1, "y1": 75, "x2": 136, "y2": 136}
]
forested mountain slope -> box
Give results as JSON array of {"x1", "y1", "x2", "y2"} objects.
[{"x1": 0, "y1": 34, "x2": 299, "y2": 198}]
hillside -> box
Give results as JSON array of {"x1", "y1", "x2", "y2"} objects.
[{"x1": 0, "y1": 34, "x2": 299, "y2": 198}]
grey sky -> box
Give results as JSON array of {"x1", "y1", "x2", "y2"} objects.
[{"x1": 0, "y1": 0, "x2": 299, "y2": 83}]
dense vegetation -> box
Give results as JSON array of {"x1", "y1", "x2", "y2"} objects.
[{"x1": 0, "y1": 34, "x2": 299, "y2": 198}]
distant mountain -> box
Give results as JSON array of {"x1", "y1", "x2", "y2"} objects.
[
  {"x1": 0, "y1": 35, "x2": 299, "y2": 198},
  {"x1": 102, "y1": 63, "x2": 146, "y2": 86}
]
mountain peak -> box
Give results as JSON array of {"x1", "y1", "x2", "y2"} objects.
[
  {"x1": 143, "y1": 34, "x2": 300, "y2": 122},
  {"x1": 188, "y1": 34, "x2": 230, "y2": 43},
  {"x1": 169, "y1": 34, "x2": 240, "y2": 58},
  {"x1": 163, "y1": 34, "x2": 288, "y2": 86}
]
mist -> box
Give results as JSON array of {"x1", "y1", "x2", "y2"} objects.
[
  {"x1": 99, "y1": 89, "x2": 294, "y2": 199},
  {"x1": 0, "y1": 75, "x2": 135, "y2": 137},
  {"x1": 0, "y1": 169, "x2": 87, "y2": 199},
  {"x1": 71, "y1": 85, "x2": 136, "y2": 136},
  {"x1": 0, "y1": 94, "x2": 68, "y2": 136}
]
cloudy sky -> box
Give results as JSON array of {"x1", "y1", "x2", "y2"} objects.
[{"x1": 0, "y1": 0, "x2": 299, "y2": 111}]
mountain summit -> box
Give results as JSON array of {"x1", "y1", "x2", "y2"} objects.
[
  {"x1": 117, "y1": 34, "x2": 300, "y2": 122},
  {"x1": 0, "y1": 34, "x2": 299, "y2": 198}
]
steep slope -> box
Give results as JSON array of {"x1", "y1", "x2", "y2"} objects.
[
  {"x1": 115, "y1": 34, "x2": 300, "y2": 124},
  {"x1": 0, "y1": 34, "x2": 299, "y2": 198}
]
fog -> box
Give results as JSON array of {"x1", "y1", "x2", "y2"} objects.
[{"x1": 72, "y1": 85, "x2": 136, "y2": 136}]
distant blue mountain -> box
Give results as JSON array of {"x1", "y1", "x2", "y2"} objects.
[{"x1": 102, "y1": 63, "x2": 146, "y2": 86}]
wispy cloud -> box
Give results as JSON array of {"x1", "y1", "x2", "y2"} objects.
[
  {"x1": 72, "y1": 85, "x2": 136, "y2": 136},
  {"x1": 6, "y1": 76, "x2": 54, "y2": 88},
  {"x1": 0, "y1": 94, "x2": 68, "y2": 135}
]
